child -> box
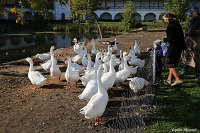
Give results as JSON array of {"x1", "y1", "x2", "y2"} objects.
[{"x1": 147, "y1": 40, "x2": 163, "y2": 81}]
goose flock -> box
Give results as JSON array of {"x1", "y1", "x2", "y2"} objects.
[{"x1": 25, "y1": 38, "x2": 149, "y2": 125}]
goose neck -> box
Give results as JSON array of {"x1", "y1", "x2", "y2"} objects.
[
  {"x1": 109, "y1": 58, "x2": 115, "y2": 72},
  {"x1": 67, "y1": 59, "x2": 72, "y2": 70},
  {"x1": 97, "y1": 67, "x2": 105, "y2": 93},
  {"x1": 124, "y1": 58, "x2": 129, "y2": 69},
  {"x1": 29, "y1": 61, "x2": 34, "y2": 72},
  {"x1": 50, "y1": 47, "x2": 54, "y2": 55},
  {"x1": 52, "y1": 57, "x2": 56, "y2": 67}
]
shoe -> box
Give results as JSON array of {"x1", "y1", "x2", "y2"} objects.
[
  {"x1": 171, "y1": 80, "x2": 183, "y2": 86},
  {"x1": 195, "y1": 76, "x2": 200, "y2": 81},
  {"x1": 164, "y1": 80, "x2": 171, "y2": 85}
]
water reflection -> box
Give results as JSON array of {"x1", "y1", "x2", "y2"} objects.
[{"x1": 0, "y1": 32, "x2": 117, "y2": 63}]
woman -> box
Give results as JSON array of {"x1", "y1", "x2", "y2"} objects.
[{"x1": 163, "y1": 13, "x2": 186, "y2": 86}]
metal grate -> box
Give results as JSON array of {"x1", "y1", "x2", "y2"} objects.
[{"x1": 100, "y1": 51, "x2": 155, "y2": 132}]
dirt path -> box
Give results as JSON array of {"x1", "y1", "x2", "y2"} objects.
[{"x1": 0, "y1": 29, "x2": 165, "y2": 133}]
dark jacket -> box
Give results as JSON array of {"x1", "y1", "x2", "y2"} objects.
[
  {"x1": 182, "y1": 16, "x2": 200, "y2": 71},
  {"x1": 165, "y1": 20, "x2": 186, "y2": 68},
  {"x1": 165, "y1": 20, "x2": 186, "y2": 51}
]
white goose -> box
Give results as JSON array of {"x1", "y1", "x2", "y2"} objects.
[
  {"x1": 134, "y1": 40, "x2": 140, "y2": 56},
  {"x1": 102, "y1": 45, "x2": 112, "y2": 63},
  {"x1": 118, "y1": 51, "x2": 129, "y2": 71},
  {"x1": 86, "y1": 53, "x2": 93, "y2": 73},
  {"x1": 127, "y1": 77, "x2": 149, "y2": 93},
  {"x1": 128, "y1": 49, "x2": 145, "y2": 68},
  {"x1": 26, "y1": 57, "x2": 47, "y2": 89},
  {"x1": 82, "y1": 53, "x2": 88, "y2": 67},
  {"x1": 82, "y1": 53, "x2": 94, "y2": 67},
  {"x1": 102, "y1": 63, "x2": 109, "y2": 75},
  {"x1": 127, "y1": 45, "x2": 133, "y2": 57},
  {"x1": 64, "y1": 57, "x2": 84, "y2": 74},
  {"x1": 93, "y1": 52, "x2": 102, "y2": 72},
  {"x1": 36, "y1": 45, "x2": 55, "y2": 61},
  {"x1": 101, "y1": 55, "x2": 116, "y2": 91},
  {"x1": 110, "y1": 38, "x2": 118, "y2": 54},
  {"x1": 80, "y1": 65, "x2": 108, "y2": 126},
  {"x1": 91, "y1": 39, "x2": 99, "y2": 56},
  {"x1": 120, "y1": 52, "x2": 139, "y2": 75},
  {"x1": 129, "y1": 66, "x2": 138, "y2": 75},
  {"x1": 78, "y1": 62, "x2": 99, "y2": 101},
  {"x1": 50, "y1": 54, "x2": 61, "y2": 81},
  {"x1": 73, "y1": 38, "x2": 82, "y2": 54},
  {"x1": 115, "y1": 56, "x2": 131, "y2": 85},
  {"x1": 72, "y1": 46, "x2": 87, "y2": 64},
  {"x1": 80, "y1": 60, "x2": 101, "y2": 86},
  {"x1": 40, "y1": 54, "x2": 57, "y2": 72},
  {"x1": 65, "y1": 56, "x2": 79, "y2": 89}
]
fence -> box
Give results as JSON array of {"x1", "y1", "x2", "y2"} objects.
[{"x1": 93, "y1": 51, "x2": 156, "y2": 132}]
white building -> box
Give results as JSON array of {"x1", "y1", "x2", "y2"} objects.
[{"x1": 1, "y1": 0, "x2": 200, "y2": 21}]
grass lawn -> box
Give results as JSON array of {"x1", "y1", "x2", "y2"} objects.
[{"x1": 147, "y1": 63, "x2": 200, "y2": 132}]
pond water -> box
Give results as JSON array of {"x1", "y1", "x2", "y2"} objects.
[{"x1": 0, "y1": 32, "x2": 117, "y2": 63}]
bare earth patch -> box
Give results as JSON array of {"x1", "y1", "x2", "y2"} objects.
[{"x1": 0, "y1": 29, "x2": 165, "y2": 133}]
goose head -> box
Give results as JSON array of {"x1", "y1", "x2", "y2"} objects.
[
  {"x1": 26, "y1": 57, "x2": 34, "y2": 71},
  {"x1": 26, "y1": 57, "x2": 33, "y2": 64},
  {"x1": 73, "y1": 38, "x2": 78, "y2": 43}
]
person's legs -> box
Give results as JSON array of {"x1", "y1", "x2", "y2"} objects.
[
  {"x1": 170, "y1": 68, "x2": 181, "y2": 81},
  {"x1": 170, "y1": 67, "x2": 183, "y2": 86},
  {"x1": 167, "y1": 68, "x2": 172, "y2": 81}
]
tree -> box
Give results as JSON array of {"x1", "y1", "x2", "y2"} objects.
[
  {"x1": 164, "y1": 0, "x2": 189, "y2": 21},
  {"x1": 70, "y1": 0, "x2": 102, "y2": 38},
  {"x1": 70, "y1": 0, "x2": 99, "y2": 22},
  {"x1": 122, "y1": 1, "x2": 137, "y2": 31},
  {"x1": 0, "y1": 0, "x2": 68, "y2": 21}
]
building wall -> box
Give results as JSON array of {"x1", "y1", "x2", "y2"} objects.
[
  {"x1": 1, "y1": 0, "x2": 200, "y2": 21},
  {"x1": 54, "y1": 1, "x2": 70, "y2": 20}
]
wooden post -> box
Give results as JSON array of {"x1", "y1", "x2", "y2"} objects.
[{"x1": 95, "y1": 18, "x2": 103, "y2": 39}]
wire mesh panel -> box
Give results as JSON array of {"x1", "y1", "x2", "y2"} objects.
[{"x1": 96, "y1": 51, "x2": 156, "y2": 133}]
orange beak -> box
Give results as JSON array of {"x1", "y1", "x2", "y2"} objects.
[
  {"x1": 126, "y1": 51, "x2": 129, "y2": 55},
  {"x1": 85, "y1": 54, "x2": 88, "y2": 58}
]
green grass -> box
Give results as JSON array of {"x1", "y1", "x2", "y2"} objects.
[
  {"x1": 142, "y1": 21, "x2": 167, "y2": 29},
  {"x1": 147, "y1": 63, "x2": 200, "y2": 132}
]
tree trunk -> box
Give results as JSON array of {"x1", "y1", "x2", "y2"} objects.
[{"x1": 95, "y1": 18, "x2": 103, "y2": 39}]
